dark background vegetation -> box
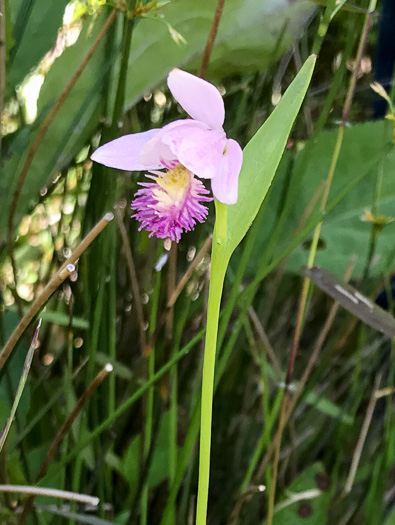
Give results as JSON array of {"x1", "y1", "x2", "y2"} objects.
[{"x1": 0, "y1": 0, "x2": 395, "y2": 524}]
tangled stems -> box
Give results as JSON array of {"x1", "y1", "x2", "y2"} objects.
[
  {"x1": 196, "y1": 202, "x2": 229, "y2": 525},
  {"x1": 266, "y1": 1, "x2": 377, "y2": 523}
]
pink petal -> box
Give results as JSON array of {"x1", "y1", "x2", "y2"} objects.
[
  {"x1": 161, "y1": 121, "x2": 227, "y2": 179},
  {"x1": 211, "y1": 139, "x2": 243, "y2": 205},
  {"x1": 138, "y1": 122, "x2": 186, "y2": 167},
  {"x1": 91, "y1": 129, "x2": 163, "y2": 171},
  {"x1": 167, "y1": 69, "x2": 225, "y2": 130}
]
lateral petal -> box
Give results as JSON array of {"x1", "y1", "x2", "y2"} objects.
[
  {"x1": 211, "y1": 139, "x2": 243, "y2": 205},
  {"x1": 91, "y1": 129, "x2": 163, "y2": 170}
]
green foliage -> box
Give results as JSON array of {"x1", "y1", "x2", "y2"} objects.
[
  {"x1": 4, "y1": 0, "x2": 15, "y2": 60},
  {"x1": 248, "y1": 120, "x2": 395, "y2": 278},
  {"x1": 287, "y1": 120, "x2": 395, "y2": 277},
  {"x1": 272, "y1": 463, "x2": 331, "y2": 525},
  {"x1": 0, "y1": 18, "x2": 106, "y2": 235},
  {"x1": 0, "y1": 0, "x2": 313, "y2": 244},
  {"x1": 225, "y1": 55, "x2": 316, "y2": 260},
  {"x1": 0, "y1": 320, "x2": 38, "y2": 452},
  {"x1": 0, "y1": 312, "x2": 31, "y2": 420},
  {"x1": 1, "y1": 1, "x2": 394, "y2": 524},
  {"x1": 122, "y1": 411, "x2": 173, "y2": 493},
  {"x1": 125, "y1": 0, "x2": 314, "y2": 105},
  {"x1": 8, "y1": 0, "x2": 69, "y2": 90},
  {"x1": 304, "y1": 389, "x2": 353, "y2": 424}
]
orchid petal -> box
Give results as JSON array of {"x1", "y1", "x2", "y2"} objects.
[
  {"x1": 167, "y1": 69, "x2": 225, "y2": 130},
  {"x1": 91, "y1": 129, "x2": 163, "y2": 171},
  {"x1": 211, "y1": 139, "x2": 243, "y2": 205},
  {"x1": 161, "y1": 121, "x2": 226, "y2": 179},
  {"x1": 138, "y1": 120, "x2": 193, "y2": 167},
  {"x1": 138, "y1": 135, "x2": 176, "y2": 168}
]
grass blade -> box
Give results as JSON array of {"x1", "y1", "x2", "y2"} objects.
[{"x1": 0, "y1": 319, "x2": 42, "y2": 452}]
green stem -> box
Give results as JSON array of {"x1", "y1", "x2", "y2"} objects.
[
  {"x1": 214, "y1": 200, "x2": 228, "y2": 244},
  {"x1": 109, "y1": 229, "x2": 117, "y2": 416},
  {"x1": 141, "y1": 352, "x2": 155, "y2": 525},
  {"x1": 168, "y1": 297, "x2": 189, "y2": 523},
  {"x1": 141, "y1": 260, "x2": 161, "y2": 525},
  {"x1": 110, "y1": 12, "x2": 135, "y2": 135},
  {"x1": 196, "y1": 203, "x2": 229, "y2": 525}
]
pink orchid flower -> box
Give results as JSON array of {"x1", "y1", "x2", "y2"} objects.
[
  {"x1": 91, "y1": 69, "x2": 243, "y2": 241},
  {"x1": 92, "y1": 69, "x2": 243, "y2": 204}
]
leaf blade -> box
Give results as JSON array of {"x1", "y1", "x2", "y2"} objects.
[
  {"x1": 225, "y1": 54, "x2": 316, "y2": 258},
  {"x1": 0, "y1": 319, "x2": 41, "y2": 453}
]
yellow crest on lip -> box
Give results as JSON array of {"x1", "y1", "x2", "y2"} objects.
[
  {"x1": 163, "y1": 164, "x2": 190, "y2": 188},
  {"x1": 154, "y1": 165, "x2": 191, "y2": 207}
]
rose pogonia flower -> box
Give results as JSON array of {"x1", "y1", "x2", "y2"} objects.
[
  {"x1": 91, "y1": 69, "x2": 243, "y2": 205},
  {"x1": 131, "y1": 163, "x2": 212, "y2": 242}
]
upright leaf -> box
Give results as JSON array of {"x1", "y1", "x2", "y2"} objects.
[
  {"x1": 0, "y1": 320, "x2": 41, "y2": 453},
  {"x1": 224, "y1": 55, "x2": 316, "y2": 260}
]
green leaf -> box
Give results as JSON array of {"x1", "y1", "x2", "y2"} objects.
[
  {"x1": 39, "y1": 310, "x2": 89, "y2": 330},
  {"x1": 7, "y1": 449, "x2": 26, "y2": 485},
  {"x1": 304, "y1": 390, "x2": 353, "y2": 424},
  {"x1": 284, "y1": 120, "x2": 395, "y2": 278},
  {"x1": 148, "y1": 410, "x2": 172, "y2": 487},
  {"x1": 0, "y1": 320, "x2": 41, "y2": 452},
  {"x1": 8, "y1": 0, "x2": 68, "y2": 89},
  {"x1": 272, "y1": 463, "x2": 331, "y2": 525},
  {"x1": 385, "y1": 506, "x2": 395, "y2": 524},
  {"x1": 0, "y1": 311, "x2": 31, "y2": 421},
  {"x1": 122, "y1": 411, "x2": 172, "y2": 493},
  {"x1": 125, "y1": 0, "x2": 314, "y2": 107},
  {"x1": 122, "y1": 434, "x2": 140, "y2": 494},
  {"x1": 4, "y1": 0, "x2": 15, "y2": 60},
  {"x1": 224, "y1": 55, "x2": 316, "y2": 260},
  {"x1": 28, "y1": 443, "x2": 63, "y2": 485},
  {"x1": 0, "y1": 18, "x2": 106, "y2": 238}
]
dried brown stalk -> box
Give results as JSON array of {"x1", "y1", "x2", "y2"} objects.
[
  {"x1": 0, "y1": 265, "x2": 75, "y2": 370},
  {"x1": 344, "y1": 372, "x2": 382, "y2": 494},
  {"x1": 0, "y1": 485, "x2": 99, "y2": 506},
  {"x1": 115, "y1": 207, "x2": 146, "y2": 350},
  {"x1": 0, "y1": 213, "x2": 113, "y2": 370},
  {"x1": 18, "y1": 365, "x2": 113, "y2": 524},
  {"x1": 144, "y1": 236, "x2": 212, "y2": 355},
  {"x1": 198, "y1": 0, "x2": 226, "y2": 78}
]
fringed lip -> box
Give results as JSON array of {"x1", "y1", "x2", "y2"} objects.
[{"x1": 131, "y1": 165, "x2": 212, "y2": 242}]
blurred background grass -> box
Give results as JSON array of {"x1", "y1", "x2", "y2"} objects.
[{"x1": 1, "y1": 0, "x2": 395, "y2": 523}]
